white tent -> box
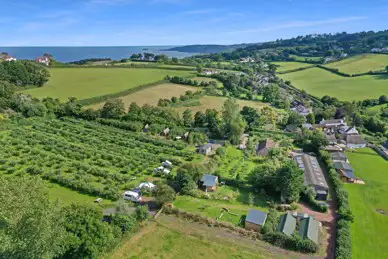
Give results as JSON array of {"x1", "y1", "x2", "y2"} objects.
[{"x1": 138, "y1": 182, "x2": 156, "y2": 190}]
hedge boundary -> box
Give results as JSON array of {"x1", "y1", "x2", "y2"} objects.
[
  {"x1": 319, "y1": 150, "x2": 353, "y2": 259},
  {"x1": 77, "y1": 80, "x2": 167, "y2": 106}
]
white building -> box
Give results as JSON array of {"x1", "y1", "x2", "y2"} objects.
[{"x1": 35, "y1": 56, "x2": 50, "y2": 66}]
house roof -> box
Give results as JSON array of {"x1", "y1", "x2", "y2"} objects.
[
  {"x1": 331, "y1": 152, "x2": 347, "y2": 161},
  {"x1": 299, "y1": 216, "x2": 319, "y2": 244},
  {"x1": 201, "y1": 174, "x2": 218, "y2": 187},
  {"x1": 346, "y1": 135, "x2": 366, "y2": 145},
  {"x1": 326, "y1": 134, "x2": 337, "y2": 142},
  {"x1": 320, "y1": 119, "x2": 344, "y2": 125},
  {"x1": 199, "y1": 143, "x2": 212, "y2": 150},
  {"x1": 257, "y1": 139, "x2": 276, "y2": 151},
  {"x1": 333, "y1": 161, "x2": 354, "y2": 172},
  {"x1": 246, "y1": 209, "x2": 267, "y2": 226},
  {"x1": 294, "y1": 154, "x2": 329, "y2": 190},
  {"x1": 277, "y1": 212, "x2": 296, "y2": 236}
]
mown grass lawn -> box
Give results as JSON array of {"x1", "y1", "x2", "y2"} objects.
[
  {"x1": 271, "y1": 61, "x2": 314, "y2": 72},
  {"x1": 173, "y1": 192, "x2": 271, "y2": 226},
  {"x1": 47, "y1": 183, "x2": 116, "y2": 208},
  {"x1": 90, "y1": 83, "x2": 199, "y2": 110},
  {"x1": 279, "y1": 67, "x2": 388, "y2": 101},
  {"x1": 22, "y1": 68, "x2": 193, "y2": 101},
  {"x1": 345, "y1": 148, "x2": 388, "y2": 259},
  {"x1": 326, "y1": 54, "x2": 388, "y2": 74},
  {"x1": 173, "y1": 95, "x2": 268, "y2": 114}
]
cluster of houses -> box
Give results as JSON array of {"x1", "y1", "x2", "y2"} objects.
[
  {"x1": 301, "y1": 117, "x2": 367, "y2": 149},
  {"x1": 371, "y1": 48, "x2": 388, "y2": 53},
  {"x1": 0, "y1": 53, "x2": 51, "y2": 66},
  {"x1": 0, "y1": 54, "x2": 17, "y2": 62},
  {"x1": 154, "y1": 160, "x2": 172, "y2": 175},
  {"x1": 240, "y1": 57, "x2": 256, "y2": 63},
  {"x1": 244, "y1": 209, "x2": 320, "y2": 244}
]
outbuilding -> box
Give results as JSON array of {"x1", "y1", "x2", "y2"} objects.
[
  {"x1": 245, "y1": 209, "x2": 267, "y2": 232},
  {"x1": 200, "y1": 174, "x2": 218, "y2": 192}
]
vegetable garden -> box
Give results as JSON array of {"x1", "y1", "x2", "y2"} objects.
[{"x1": 0, "y1": 118, "x2": 198, "y2": 200}]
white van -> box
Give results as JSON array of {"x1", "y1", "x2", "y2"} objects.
[{"x1": 123, "y1": 191, "x2": 142, "y2": 202}]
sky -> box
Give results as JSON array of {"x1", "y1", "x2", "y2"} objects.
[{"x1": 1, "y1": 0, "x2": 387, "y2": 46}]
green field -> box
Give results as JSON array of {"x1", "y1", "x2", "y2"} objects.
[
  {"x1": 108, "y1": 219, "x2": 284, "y2": 259},
  {"x1": 326, "y1": 54, "x2": 388, "y2": 74},
  {"x1": 113, "y1": 61, "x2": 196, "y2": 70},
  {"x1": 22, "y1": 68, "x2": 193, "y2": 101},
  {"x1": 345, "y1": 148, "x2": 388, "y2": 259},
  {"x1": 173, "y1": 95, "x2": 268, "y2": 114},
  {"x1": 271, "y1": 61, "x2": 314, "y2": 72},
  {"x1": 90, "y1": 83, "x2": 199, "y2": 110},
  {"x1": 279, "y1": 67, "x2": 388, "y2": 101},
  {"x1": 289, "y1": 55, "x2": 322, "y2": 62},
  {"x1": 173, "y1": 192, "x2": 270, "y2": 226}
]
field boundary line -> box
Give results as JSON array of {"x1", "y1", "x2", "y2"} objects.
[{"x1": 77, "y1": 80, "x2": 168, "y2": 105}]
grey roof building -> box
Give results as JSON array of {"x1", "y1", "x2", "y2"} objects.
[
  {"x1": 331, "y1": 152, "x2": 348, "y2": 162},
  {"x1": 333, "y1": 161, "x2": 356, "y2": 180},
  {"x1": 294, "y1": 153, "x2": 329, "y2": 200},
  {"x1": 246, "y1": 209, "x2": 267, "y2": 226},
  {"x1": 200, "y1": 174, "x2": 218, "y2": 187},
  {"x1": 346, "y1": 135, "x2": 367, "y2": 146}
]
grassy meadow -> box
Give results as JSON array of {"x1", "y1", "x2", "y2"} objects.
[
  {"x1": 345, "y1": 148, "x2": 388, "y2": 259},
  {"x1": 22, "y1": 68, "x2": 193, "y2": 101},
  {"x1": 271, "y1": 61, "x2": 314, "y2": 72},
  {"x1": 173, "y1": 95, "x2": 268, "y2": 114},
  {"x1": 108, "y1": 220, "x2": 281, "y2": 259},
  {"x1": 279, "y1": 67, "x2": 388, "y2": 101},
  {"x1": 90, "y1": 83, "x2": 199, "y2": 110},
  {"x1": 173, "y1": 194, "x2": 270, "y2": 226},
  {"x1": 326, "y1": 54, "x2": 388, "y2": 74}
]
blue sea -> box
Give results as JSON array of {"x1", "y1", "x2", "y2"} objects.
[{"x1": 0, "y1": 46, "x2": 194, "y2": 63}]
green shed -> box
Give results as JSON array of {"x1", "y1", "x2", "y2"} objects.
[
  {"x1": 277, "y1": 212, "x2": 296, "y2": 236},
  {"x1": 299, "y1": 216, "x2": 319, "y2": 244}
]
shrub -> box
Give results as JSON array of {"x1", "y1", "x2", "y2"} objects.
[{"x1": 135, "y1": 205, "x2": 150, "y2": 221}]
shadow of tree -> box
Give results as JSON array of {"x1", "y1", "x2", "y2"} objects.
[{"x1": 372, "y1": 74, "x2": 388, "y2": 80}]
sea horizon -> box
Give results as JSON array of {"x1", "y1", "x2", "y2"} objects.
[{"x1": 0, "y1": 46, "x2": 194, "y2": 63}]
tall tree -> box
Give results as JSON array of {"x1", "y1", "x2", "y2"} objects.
[
  {"x1": 61, "y1": 204, "x2": 120, "y2": 259},
  {"x1": 222, "y1": 99, "x2": 246, "y2": 144},
  {"x1": 0, "y1": 176, "x2": 66, "y2": 258},
  {"x1": 182, "y1": 109, "x2": 193, "y2": 127},
  {"x1": 100, "y1": 99, "x2": 125, "y2": 119},
  {"x1": 277, "y1": 160, "x2": 304, "y2": 203}
]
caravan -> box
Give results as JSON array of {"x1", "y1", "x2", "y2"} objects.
[{"x1": 123, "y1": 191, "x2": 142, "y2": 202}]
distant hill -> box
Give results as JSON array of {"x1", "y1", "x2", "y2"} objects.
[{"x1": 164, "y1": 44, "x2": 254, "y2": 53}]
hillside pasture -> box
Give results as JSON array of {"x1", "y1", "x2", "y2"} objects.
[
  {"x1": 326, "y1": 54, "x2": 388, "y2": 74},
  {"x1": 279, "y1": 67, "x2": 388, "y2": 101},
  {"x1": 289, "y1": 55, "x2": 322, "y2": 62},
  {"x1": 113, "y1": 61, "x2": 196, "y2": 70},
  {"x1": 22, "y1": 68, "x2": 193, "y2": 101},
  {"x1": 345, "y1": 148, "x2": 388, "y2": 259},
  {"x1": 90, "y1": 83, "x2": 199, "y2": 110},
  {"x1": 271, "y1": 61, "x2": 314, "y2": 72},
  {"x1": 173, "y1": 95, "x2": 268, "y2": 114},
  {"x1": 108, "y1": 219, "x2": 283, "y2": 259}
]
